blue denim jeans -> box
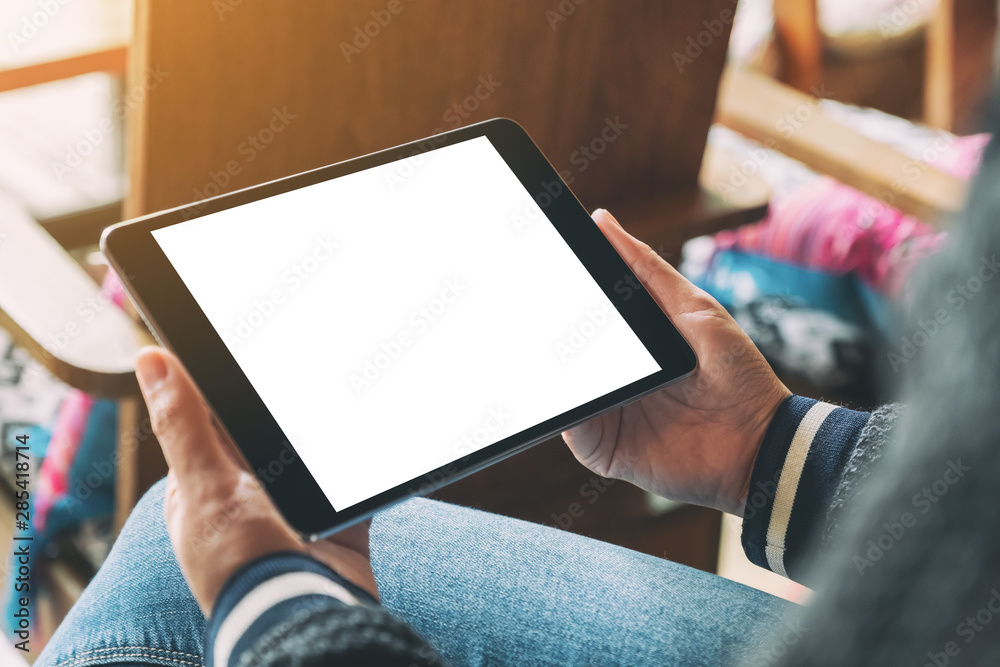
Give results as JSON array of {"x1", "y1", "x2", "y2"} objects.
[{"x1": 35, "y1": 480, "x2": 796, "y2": 666}]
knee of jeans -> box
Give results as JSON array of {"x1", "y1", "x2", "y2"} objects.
[
  {"x1": 119, "y1": 476, "x2": 169, "y2": 536},
  {"x1": 370, "y1": 497, "x2": 475, "y2": 551},
  {"x1": 370, "y1": 497, "x2": 432, "y2": 548},
  {"x1": 373, "y1": 496, "x2": 432, "y2": 525}
]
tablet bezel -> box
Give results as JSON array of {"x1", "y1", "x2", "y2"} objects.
[{"x1": 102, "y1": 118, "x2": 697, "y2": 539}]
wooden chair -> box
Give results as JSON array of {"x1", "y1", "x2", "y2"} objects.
[
  {"x1": 715, "y1": 66, "x2": 968, "y2": 224},
  {"x1": 0, "y1": 0, "x2": 150, "y2": 540},
  {"x1": 768, "y1": 0, "x2": 997, "y2": 133}
]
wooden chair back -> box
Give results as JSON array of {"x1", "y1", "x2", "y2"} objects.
[{"x1": 126, "y1": 1, "x2": 736, "y2": 218}]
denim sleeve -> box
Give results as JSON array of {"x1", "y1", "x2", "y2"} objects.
[
  {"x1": 204, "y1": 551, "x2": 377, "y2": 667},
  {"x1": 741, "y1": 395, "x2": 872, "y2": 583}
]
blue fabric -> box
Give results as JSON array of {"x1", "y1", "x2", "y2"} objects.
[
  {"x1": 854, "y1": 279, "x2": 894, "y2": 336},
  {"x1": 1, "y1": 400, "x2": 117, "y2": 638},
  {"x1": 2, "y1": 423, "x2": 50, "y2": 458},
  {"x1": 47, "y1": 399, "x2": 118, "y2": 536},
  {"x1": 690, "y1": 250, "x2": 875, "y2": 328},
  {"x1": 35, "y1": 479, "x2": 797, "y2": 667},
  {"x1": 689, "y1": 251, "x2": 889, "y2": 391}
]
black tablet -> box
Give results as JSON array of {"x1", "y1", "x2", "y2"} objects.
[{"x1": 102, "y1": 118, "x2": 696, "y2": 538}]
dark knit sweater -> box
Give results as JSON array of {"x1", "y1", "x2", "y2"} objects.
[{"x1": 774, "y1": 99, "x2": 1000, "y2": 666}]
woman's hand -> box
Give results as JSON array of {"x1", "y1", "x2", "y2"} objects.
[
  {"x1": 562, "y1": 209, "x2": 791, "y2": 516},
  {"x1": 135, "y1": 346, "x2": 377, "y2": 616}
]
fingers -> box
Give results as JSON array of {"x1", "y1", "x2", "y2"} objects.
[
  {"x1": 592, "y1": 208, "x2": 722, "y2": 320},
  {"x1": 135, "y1": 346, "x2": 239, "y2": 491}
]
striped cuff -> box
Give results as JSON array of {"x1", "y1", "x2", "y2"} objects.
[
  {"x1": 741, "y1": 395, "x2": 870, "y2": 582},
  {"x1": 206, "y1": 551, "x2": 377, "y2": 667}
]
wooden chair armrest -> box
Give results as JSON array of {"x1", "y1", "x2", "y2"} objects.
[
  {"x1": 610, "y1": 193, "x2": 768, "y2": 266},
  {"x1": 602, "y1": 142, "x2": 771, "y2": 261},
  {"x1": 715, "y1": 66, "x2": 968, "y2": 224},
  {"x1": 0, "y1": 198, "x2": 149, "y2": 397},
  {"x1": 0, "y1": 46, "x2": 127, "y2": 94}
]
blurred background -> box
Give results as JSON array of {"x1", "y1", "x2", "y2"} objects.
[{"x1": 0, "y1": 1, "x2": 996, "y2": 662}]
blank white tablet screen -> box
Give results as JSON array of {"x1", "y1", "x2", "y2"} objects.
[{"x1": 152, "y1": 136, "x2": 660, "y2": 511}]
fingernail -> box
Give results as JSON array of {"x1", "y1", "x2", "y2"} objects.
[
  {"x1": 136, "y1": 349, "x2": 168, "y2": 394},
  {"x1": 593, "y1": 208, "x2": 622, "y2": 228}
]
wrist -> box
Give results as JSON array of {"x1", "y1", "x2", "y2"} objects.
[
  {"x1": 187, "y1": 518, "x2": 306, "y2": 615},
  {"x1": 730, "y1": 387, "x2": 792, "y2": 517},
  {"x1": 307, "y1": 539, "x2": 379, "y2": 601}
]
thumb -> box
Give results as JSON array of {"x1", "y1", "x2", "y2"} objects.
[
  {"x1": 592, "y1": 208, "x2": 721, "y2": 323},
  {"x1": 135, "y1": 346, "x2": 240, "y2": 489}
]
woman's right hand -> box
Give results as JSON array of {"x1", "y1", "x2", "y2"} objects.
[
  {"x1": 562, "y1": 209, "x2": 791, "y2": 517},
  {"x1": 135, "y1": 346, "x2": 378, "y2": 616}
]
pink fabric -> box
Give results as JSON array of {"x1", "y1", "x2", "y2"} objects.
[
  {"x1": 34, "y1": 393, "x2": 94, "y2": 532},
  {"x1": 714, "y1": 133, "x2": 991, "y2": 295},
  {"x1": 34, "y1": 270, "x2": 127, "y2": 532}
]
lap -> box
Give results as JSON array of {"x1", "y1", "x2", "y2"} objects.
[
  {"x1": 371, "y1": 499, "x2": 795, "y2": 666},
  {"x1": 35, "y1": 479, "x2": 795, "y2": 667}
]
